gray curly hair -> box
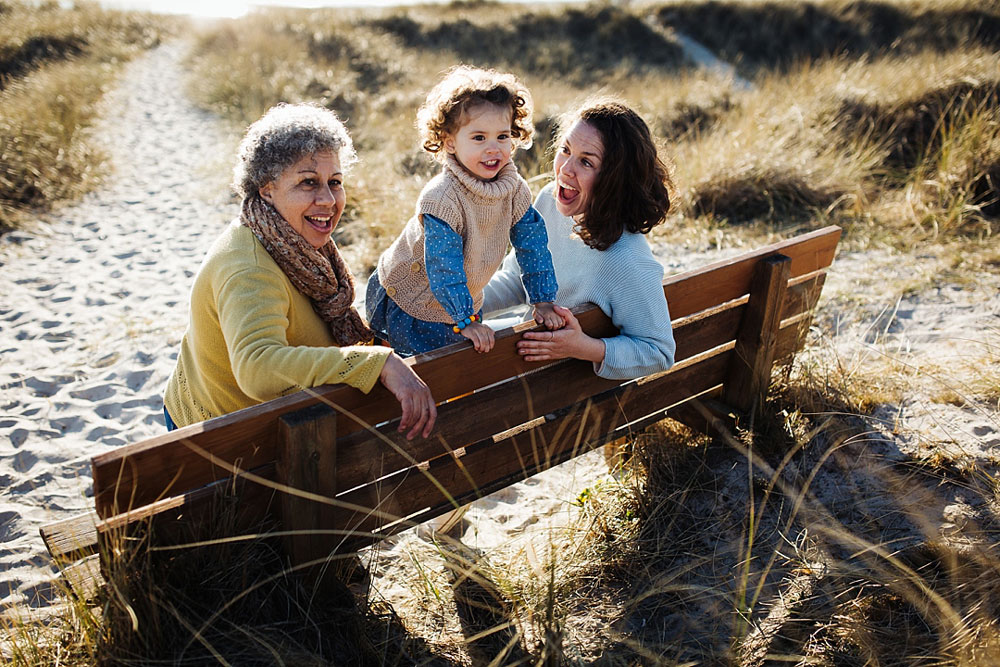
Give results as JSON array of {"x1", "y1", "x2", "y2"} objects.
[{"x1": 232, "y1": 103, "x2": 358, "y2": 198}]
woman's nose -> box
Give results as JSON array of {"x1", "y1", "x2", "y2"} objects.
[{"x1": 315, "y1": 185, "x2": 335, "y2": 205}]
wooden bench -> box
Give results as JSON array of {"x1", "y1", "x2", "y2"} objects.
[{"x1": 40, "y1": 225, "x2": 842, "y2": 597}]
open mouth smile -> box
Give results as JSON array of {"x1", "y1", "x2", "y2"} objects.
[
  {"x1": 304, "y1": 214, "x2": 333, "y2": 233},
  {"x1": 557, "y1": 180, "x2": 579, "y2": 205}
]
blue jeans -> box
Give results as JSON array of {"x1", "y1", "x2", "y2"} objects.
[{"x1": 163, "y1": 405, "x2": 177, "y2": 432}]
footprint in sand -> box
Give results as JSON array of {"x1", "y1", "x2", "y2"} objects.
[
  {"x1": 8, "y1": 428, "x2": 28, "y2": 448},
  {"x1": 126, "y1": 369, "x2": 154, "y2": 391},
  {"x1": 1, "y1": 510, "x2": 24, "y2": 542},
  {"x1": 24, "y1": 376, "x2": 73, "y2": 398},
  {"x1": 69, "y1": 383, "x2": 118, "y2": 401},
  {"x1": 95, "y1": 403, "x2": 123, "y2": 421},
  {"x1": 47, "y1": 415, "x2": 86, "y2": 435}
]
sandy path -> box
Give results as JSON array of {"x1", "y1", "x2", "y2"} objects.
[{"x1": 0, "y1": 41, "x2": 235, "y2": 609}]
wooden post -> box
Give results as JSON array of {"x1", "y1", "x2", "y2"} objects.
[
  {"x1": 276, "y1": 403, "x2": 339, "y2": 586},
  {"x1": 723, "y1": 253, "x2": 791, "y2": 428}
]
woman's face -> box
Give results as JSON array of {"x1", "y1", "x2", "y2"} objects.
[
  {"x1": 259, "y1": 150, "x2": 345, "y2": 249},
  {"x1": 552, "y1": 119, "x2": 604, "y2": 221}
]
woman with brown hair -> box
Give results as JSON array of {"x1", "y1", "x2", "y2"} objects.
[{"x1": 483, "y1": 97, "x2": 676, "y2": 379}]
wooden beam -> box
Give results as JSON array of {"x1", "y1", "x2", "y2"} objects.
[
  {"x1": 276, "y1": 403, "x2": 340, "y2": 580},
  {"x1": 723, "y1": 254, "x2": 792, "y2": 426},
  {"x1": 39, "y1": 511, "x2": 99, "y2": 564}
]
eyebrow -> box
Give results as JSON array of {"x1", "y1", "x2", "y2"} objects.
[
  {"x1": 565, "y1": 140, "x2": 602, "y2": 160},
  {"x1": 297, "y1": 169, "x2": 342, "y2": 175}
]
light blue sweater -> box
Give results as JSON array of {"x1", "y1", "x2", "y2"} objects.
[{"x1": 483, "y1": 183, "x2": 676, "y2": 380}]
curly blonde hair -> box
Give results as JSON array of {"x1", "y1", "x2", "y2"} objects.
[{"x1": 416, "y1": 65, "x2": 534, "y2": 160}]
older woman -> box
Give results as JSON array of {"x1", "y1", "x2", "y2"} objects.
[
  {"x1": 483, "y1": 98, "x2": 676, "y2": 380},
  {"x1": 164, "y1": 103, "x2": 436, "y2": 439}
]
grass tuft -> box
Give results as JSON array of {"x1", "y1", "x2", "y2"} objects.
[{"x1": 0, "y1": 0, "x2": 178, "y2": 232}]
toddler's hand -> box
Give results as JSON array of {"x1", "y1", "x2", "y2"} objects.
[
  {"x1": 532, "y1": 302, "x2": 565, "y2": 330},
  {"x1": 460, "y1": 322, "x2": 495, "y2": 353}
]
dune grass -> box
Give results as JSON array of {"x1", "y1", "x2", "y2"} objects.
[
  {"x1": 182, "y1": 0, "x2": 999, "y2": 273},
  {"x1": 4, "y1": 0, "x2": 999, "y2": 664},
  {"x1": 0, "y1": 0, "x2": 179, "y2": 232}
]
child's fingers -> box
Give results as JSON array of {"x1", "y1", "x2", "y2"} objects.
[{"x1": 480, "y1": 328, "x2": 494, "y2": 353}]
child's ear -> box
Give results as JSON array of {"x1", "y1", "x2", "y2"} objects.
[{"x1": 443, "y1": 135, "x2": 456, "y2": 154}]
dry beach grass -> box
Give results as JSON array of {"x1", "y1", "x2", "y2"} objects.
[
  {"x1": 0, "y1": 0, "x2": 180, "y2": 232},
  {"x1": 2, "y1": 0, "x2": 999, "y2": 664}
]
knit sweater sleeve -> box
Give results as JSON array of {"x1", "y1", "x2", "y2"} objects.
[
  {"x1": 593, "y1": 241, "x2": 676, "y2": 381},
  {"x1": 216, "y1": 263, "x2": 391, "y2": 400}
]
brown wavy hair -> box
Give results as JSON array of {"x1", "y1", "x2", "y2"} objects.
[
  {"x1": 562, "y1": 98, "x2": 673, "y2": 250},
  {"x1": 417, "y1": 65, "x2": 534, "y2": 161}
]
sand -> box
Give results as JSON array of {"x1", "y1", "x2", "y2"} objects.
[
  {"x1": 2, "y1": 40, "x2": 998, "y2": 640},
  {"x1": 0, "y1": 41, "x2": 235, "y2": 610}
]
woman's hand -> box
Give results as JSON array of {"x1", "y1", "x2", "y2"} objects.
[
  {"x1": 379, "y1": 352, "x2": 437, "y2": 440},
  {"x1": 461, "y1": 322, "x2": 495, "y2": 353},
  {"x1": 532, "y1": 301, "x2": 565, "y2": 330},
  {"x1": 517, "y1": 305, "x2": 606, "y2": 364}
]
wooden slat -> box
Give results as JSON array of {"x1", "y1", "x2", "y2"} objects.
[
  {"x1": 40, "y1": 511, "x2": 99, "y2": 563},
  {"x1": 781, "y1": 272, "x2": 825, "y2": 325},
  {"x1": 663, "y1": 225, "x2": 840, "y2": 319},
  {"x1": 97, "y1": 465, "x2": 279, "y2": 549},
  {"x1": 61, "y1": 555, "x2": 104, "y2": 603},
  {"x1": 331, "y1": 349, "x2": 734, "y2": 538},
  {"x1": 91, "y1": 226, "x2": 840, "y2": 518}
]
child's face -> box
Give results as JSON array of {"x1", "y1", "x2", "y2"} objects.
[{"x1": 443, "y1": 103, "x2": 514, "y2": 181}]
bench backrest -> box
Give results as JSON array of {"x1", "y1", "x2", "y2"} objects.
[{"x1": 49, "y1": 226, "x2": 841, "y2": 570}]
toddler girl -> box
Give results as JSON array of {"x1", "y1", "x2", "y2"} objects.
[{"x1": 367, "y1": 66, "x2": 562, "y2": 356}]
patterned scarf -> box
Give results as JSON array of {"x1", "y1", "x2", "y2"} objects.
[{"x1": 241, "y1": 193, "x2": 373, "y2": 346}]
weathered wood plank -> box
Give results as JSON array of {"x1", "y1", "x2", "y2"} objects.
[
  {"x1": 724, "y1": 255, "x2": 792, "y2": 420},
  {"x1": 277, "y1": 404, "x2": 339, "y2": 572},
  {"x1": 97, "y1": 465, "x2": 279, "y2": 553},
  {"x1": 331, "y1": 349, "x2": 734, "y2": 538},
  {"x1": 663, "y1": 226, "x2": 840, "y2": 319},
  {"x1": 39, "y1": 511, "x2": 99, "y2": 563},
  {"x1": 60, "y1": 555, "x2": 104, "y2": 603}
]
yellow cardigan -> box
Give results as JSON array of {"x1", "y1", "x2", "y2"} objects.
[{"x1": 164, "y1": 221, "x2": 391, "y2": 427}]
